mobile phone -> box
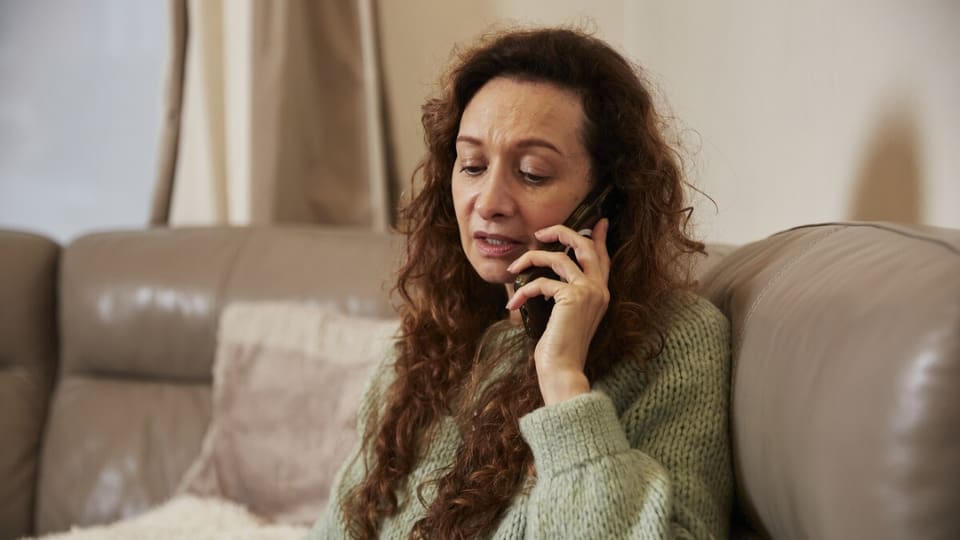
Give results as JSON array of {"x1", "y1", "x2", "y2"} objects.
[{"x1": 514, "y1": 184, "x2": 615, "y2": 339}]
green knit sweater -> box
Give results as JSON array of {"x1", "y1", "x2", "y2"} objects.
[{"x1": 309, "y1": 292, "x2": 732, "y2": 539}]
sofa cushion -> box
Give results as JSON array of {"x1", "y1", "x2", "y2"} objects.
[
  {"x1": 701, "y1": 222, "x2": 960, "y2": 539},
  {"x1": 0, "y1": 231, "x2": 59, "y2": 539},
  {"x1": 178, "y1": 302, "x2": 398, "y2": 525},
  {"x1": 35, "y1": 378, "x2": 212, "y2": 533}
]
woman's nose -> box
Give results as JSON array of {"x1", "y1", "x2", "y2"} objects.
[{"x1": 474, "y1": 165, "x2": 517, "y2": 220}]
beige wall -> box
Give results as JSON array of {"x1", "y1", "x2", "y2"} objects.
[
  {"x1": 626, "y1": 0, "x2": 960, "y2": 244},
  {"x1": 378, "y1": 0, "x2": 959, "y2": 244}
]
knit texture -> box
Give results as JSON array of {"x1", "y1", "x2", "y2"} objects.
[{"x1": 308, "y1": 291, "x2": 732, "y2": 539}]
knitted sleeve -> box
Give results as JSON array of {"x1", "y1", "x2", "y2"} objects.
[{"x1": 519, "y1": 296, "x2": 732, "y2": 539}]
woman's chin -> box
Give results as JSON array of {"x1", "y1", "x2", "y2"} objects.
[{"x1": 474, "y1": 264, "x2": 516, "y2": 285}]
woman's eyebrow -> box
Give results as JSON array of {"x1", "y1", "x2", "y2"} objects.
[
  {"x1": 455, "y1": 135, "x2": 564, "y2": 156},
  {"x1": 515, "y1": 138, "x2": 564, "y2": 156},
  {"x1": 455, "y1": 135, "x2": 483, "y2": 147}
]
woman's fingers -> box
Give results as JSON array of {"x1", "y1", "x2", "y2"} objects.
[
  {"x1": 507, "y1": 271, "x2": 609, "y2": 307},
  {"x1": 532, "y1": 227, "x2": 594, "y2": 272},
  {"x1": 508, "y1": 220, "x2": 610, "y2": 284},
  {"x1": 505, "y1": 275, "x2": 564, "y2": 310},
  {"x1": 507, "y1": 248, "x2": 583, "y2": 284},
  {"x1": 592, "y1": 218, "x2": 611, "y2": 269}
]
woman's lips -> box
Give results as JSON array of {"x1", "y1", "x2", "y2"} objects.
[{"x1": 474, "y1": 233, "x2": 524, "y2": 258}]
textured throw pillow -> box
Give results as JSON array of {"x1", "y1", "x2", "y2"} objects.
[{"x1": 178, "y1": 302, "x2": 398, "y2": 525}]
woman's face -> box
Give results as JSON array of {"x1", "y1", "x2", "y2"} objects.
[{"x1": 452, "y1": 77, "x2": 593, "y2": 284}]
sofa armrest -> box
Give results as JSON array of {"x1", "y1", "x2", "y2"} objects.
[
  {"x1": 0, "y1": 230, "x2": 60, "y2": 539},
  {"x1": 702, "y1": 222, "x2": 960, "y2": 539}
]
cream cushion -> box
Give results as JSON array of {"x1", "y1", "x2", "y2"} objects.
[{"x1": 178, "y1": 302, "x2": 398, "y2": 525}]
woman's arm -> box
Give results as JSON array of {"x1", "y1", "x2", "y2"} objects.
[{"x1": 519, "y1": 299, "x2": 732, "y2": 539}]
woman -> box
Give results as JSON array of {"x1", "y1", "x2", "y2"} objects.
[{"x1": 311, "y1": 27, "x2": 732, "y2": 539}]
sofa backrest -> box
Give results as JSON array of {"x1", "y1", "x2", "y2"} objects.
[
  {"x1": 0, "y1": 231, "x2": 59, "y2": 540},
  {"x1": 701, "y1": 222, "x2": 960, "y2": 540},
  {"x1": 34, "y1": 226, "x2": 401, "y2": 534}
]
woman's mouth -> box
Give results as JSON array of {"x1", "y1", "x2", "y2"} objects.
[{"x1": 474, "y1": 233, "x2": 524, "y2": 258}]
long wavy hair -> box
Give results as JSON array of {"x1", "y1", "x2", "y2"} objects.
[{"x1": 341, "y1": 27, "x2": 704, "y2": 539}]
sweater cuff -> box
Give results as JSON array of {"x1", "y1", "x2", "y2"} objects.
[{"x1": 519, "y1": 391, "x2": 630, "y2": 476}]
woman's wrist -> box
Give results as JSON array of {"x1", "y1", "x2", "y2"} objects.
[{"x1": 538, "y1": 369, "x2": 590, "y2": 405}]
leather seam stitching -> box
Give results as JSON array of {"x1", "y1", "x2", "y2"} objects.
[{"x1": 734, "y1": 226, "x2": 843, "y2": 357}]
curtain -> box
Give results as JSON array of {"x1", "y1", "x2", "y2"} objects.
[{"x1": 150, "y1": 0, "x2": 395, "y2": 230}]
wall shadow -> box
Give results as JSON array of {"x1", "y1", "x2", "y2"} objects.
[{"x1": 848, "y1": 102, "x2": 924, "y2": 223}]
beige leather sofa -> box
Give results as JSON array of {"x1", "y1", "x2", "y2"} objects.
[{"x1": 2, "y1": 222, "x2": 958, "y2": 540}]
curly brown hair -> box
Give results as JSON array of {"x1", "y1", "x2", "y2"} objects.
[{"x1": 341, "y1": 27, "x2": 704, "y2": 539}]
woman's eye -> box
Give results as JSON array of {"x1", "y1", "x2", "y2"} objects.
[
  {"x1": 460, "y1": 165, "x2": 485, "y2": 176},
  {"x1": 521, "y1": 171, "x2": 550, "y2": 184}
]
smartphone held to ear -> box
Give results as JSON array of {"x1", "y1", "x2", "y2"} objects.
[{"x1": 514, "y1": 184, "x2": 615, "y2": 339}]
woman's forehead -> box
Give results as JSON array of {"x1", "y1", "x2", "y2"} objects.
[{"x1": 457, "y1": 77, "x2": 586, "y2": 154}]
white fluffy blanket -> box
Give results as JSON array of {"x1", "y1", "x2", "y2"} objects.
[{"x1": 29, "y1": 496, "x2": 309, "y2": 540}]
